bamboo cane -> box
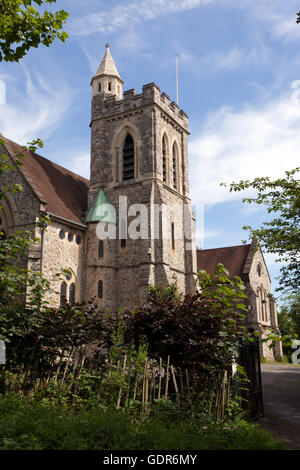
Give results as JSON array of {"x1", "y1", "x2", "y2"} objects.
[
  {"x1": 117, "y1": 355, "x2": 127, "y2": 408},
  {"x1": 144, "y1": 360, "x2": 149, "y2": 417},
  {"x1": 124, "y1": 357, "x2": 133, "y2": 406},
  {"x1": 133, "y1": 373, "x2": 138, "y2": 402},
  {"x1": 141, "y1": 361, "x2": 147, "y2": 416},
  {"x1": 164, "y1": 356, "x2": 170, "y2": 400},
  {"x1": 179, "y1": 367, "x2": 184, "y2": 396},
  {"x1": 158, "y1": 357, "x2": 162, "y2": 399},
  {"x1": 61, "y1": 347, "x2": 75, "y2": 384},
  {"x1": 171, "y1": 365, "x2": 180, "y2": 408},
  {"x1": 54, "y1": 348, "x2": 66, "y2": 383},
  {"x1": 150, "y1": 372, "x2": 155, "y2": 403}
]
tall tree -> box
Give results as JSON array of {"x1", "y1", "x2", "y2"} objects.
[
  {"x1": 222, "y1": 168, "x2": 300, "y2": 294},
  {"x1": 0, "y1": 0, "x2": 68, "y2": 62}
]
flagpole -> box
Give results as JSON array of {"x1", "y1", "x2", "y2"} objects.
[{"x1": 176, "y1": 54, "x2": 179, "y2": 106}]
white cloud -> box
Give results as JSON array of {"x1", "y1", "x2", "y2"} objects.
[
  {"x1": 69, "y1": 0, "x2": 300, "y2": 45},
  {"x1": 0, "y1": 66, "x2": 71, "y2": 144},
  {"x1": 69, "y1": 0, "x2": 214, "y2": 36},
  {"x1": 189, "y1": 84, "x2": 300, "y2": 207},
  {"x1": 66, "y1": 150, "x2": 90, "y2": 179},
  {"x1": 242, "y1": 0, "x2": 300, "y2": 42},
  {"x1": 180, "y1": 44, "x2": 271, "y2": 74}
]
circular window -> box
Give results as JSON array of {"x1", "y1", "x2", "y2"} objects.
[
  {"x1": 76, "y1": 235, "x2": 81, "y2": 245},
  {"x1": 68, "y1": 233, "x2": 74, "y2": 242},
  {"x1": 257, "y1": 264, "x2": 262, "y2": 277},
  {"x1": 59, "y1": 230, "x2": 65, "y2": 240},
  {"x1": 66, "y1": 273, "x2": 72, "y2": 281}
]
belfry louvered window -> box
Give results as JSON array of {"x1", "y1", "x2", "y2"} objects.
[
  {"x1": 162, "y1": 136, "x2": 167, "y2": 182},
  {"x1": 123, "y1": 134, "x2": 134, "y2": 180},
  {"x1": 172, "y1": 143, "x2": 177, "y2": 189}
]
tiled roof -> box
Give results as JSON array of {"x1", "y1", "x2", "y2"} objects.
[
  {"x1": 197, "y1": 244, "x2": 252, "y2": 278},
  {"x1": 3, "y1": 136, "x2": 89, "y2": 226}
]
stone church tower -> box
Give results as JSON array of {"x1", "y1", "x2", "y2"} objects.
[{"x1": 84, "y1": 44, "x2": 197, "y2": 309}]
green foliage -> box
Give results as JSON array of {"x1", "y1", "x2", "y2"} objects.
[
  {"x1": 0, "y1": 0, "x2": 68, "y2": 62},
  {"x1": 222, "y1": 168, "x2": 300, "y2": 293},
  {"x1": 108, "y1": 264, "x2": 248, "y2": 372},
  {"x1": 148, "y1": 285, "x2": 182, "y2": 303},
  {"x1": 0, "y1": 394, "x2": 286, "y2": 450},
  {"x1": 277, "y1": 294, "x2": 300, "y2": 361}
]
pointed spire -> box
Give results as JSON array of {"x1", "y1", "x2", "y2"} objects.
[
  {"x1": 91, "y1": 44, "x2": 123, "y2": 99},
  {"x1": 95, "y1": 43, "x2": 122, "y2": 80}
]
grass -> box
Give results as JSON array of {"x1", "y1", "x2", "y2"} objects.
[{"x1": 0, "y1": 394, "x2": 286, "y2": 450}]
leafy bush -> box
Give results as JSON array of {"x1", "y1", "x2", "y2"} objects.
[{"x1": 99, "y1": 265, "x2": 248, "y2": 373}]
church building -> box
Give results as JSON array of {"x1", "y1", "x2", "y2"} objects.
[
  {"x1": 0, "y1": 44, "x2": 197, "y2": 310},
  {"x1": 0, "y1": 45, "x2": 281, "y2": 359}
]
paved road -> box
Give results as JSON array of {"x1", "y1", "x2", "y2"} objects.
[{"x1": 259, "y1": 364, "x2": 300, "y2": 449}]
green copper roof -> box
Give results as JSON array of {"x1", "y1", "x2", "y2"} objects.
[{"x1": 84, "y1": 190, "x2": 116, "y2": 224}]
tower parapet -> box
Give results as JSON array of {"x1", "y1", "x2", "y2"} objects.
[{"x1": 91, "y1": 82, "x2": 189, "y2": 132}]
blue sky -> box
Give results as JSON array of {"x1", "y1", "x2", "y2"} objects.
[{"x1": 1, "y1": 0, "x2": 300, "y2": 297}]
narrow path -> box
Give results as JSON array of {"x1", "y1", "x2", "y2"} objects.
[{"x1": 259, "y1": 364, "x2": 300, "y2": 450}]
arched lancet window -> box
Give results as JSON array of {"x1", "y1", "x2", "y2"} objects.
[
  {"x1": 123, "y1": 134, "x2": 135, "y2": 181},
  {"x1": 260, "y1": 287, "x2": 265, "y2": 322},
  {"x1": 162, "y1": 135, "x2": 167, "y2": 182},
  {"x1": 263, "y1": 289, "x2": 268, "y2": 322},
  {"x1": 171, "y1": 222, "x2": 175, "y2": 251},
  {"x1": 257, "y1": 263, "x2": 262, "y2": 277},
  {"x1": 172, "y1": 143, "x2": 177, "y2": 189},
  {"x1": 108, "y1": 82, "x2": 111, "y2": 91},
  {"x1": 257, "y1": 288, "x2": 261, "y2": 321},
  {"x1": 99, "y1": 240, "x2": 104, "y2": 258},
  {"x1": 98, "y1": 280, "x2": 103, "y2": 299},
  {"x1": 69, "y1": 283, "x2": 76, "y2": 305},
  {"x1": 60, "y1": 281, "x2": 67, "y2": 307},
  {"x1": 98, "y1": 82, "x2": 101, "y2": 92}
]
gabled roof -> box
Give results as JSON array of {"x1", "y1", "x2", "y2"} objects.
[
  {"x1": 197, "y1": 244, "x2": 252, "y2": 278},
  {"x1": 2, "y1": 136, "x2": 89, "y2": 226}
]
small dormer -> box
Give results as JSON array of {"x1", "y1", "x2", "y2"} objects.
[{"x1": 91, "y1": 43, "x2": 123, "y2": 100}]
